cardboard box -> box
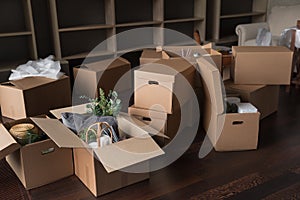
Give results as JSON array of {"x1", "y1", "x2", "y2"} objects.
[
  {"x1": 134, "y1": 58, "x2": 195, "y2": 114},
  {"x1": 225, "y1": 81, "x2": 279, "y2": 119},
  {"x1": 50, "y1": 107, "x2": 164, "y2": 197},
  {"x1": 0, "y1": 75, "x2": 71, "y2": 119},
  {"x1": 231, "y1": 46, "x2": 293, "y2": 85},
  {"x1": 197, "y1": 57, "x2": 260, "y2": 151},
  {"x1": 0, "y1": 116, "x2": 74, "y2": 189},
  {"x1": 73, "y1": 57, "x2": 131, "y2": 98},
  {"x1": 140, "y1": 49, "x2": 170, "y2": 65}
]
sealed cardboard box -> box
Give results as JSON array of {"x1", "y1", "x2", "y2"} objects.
[
  {"x1": 134, "y1": 58, "x2": 195, "y2": 114},
  {"x1": 73, "y1": 57, "x2": 131, "y2": 99},
  {"x1": 0, "y1": 75, "x2": 71, "y2": 120},
  {"x1": 0, "y1": 116, "x2": 73, "y2": 189},
  {"x1": 225, "y1": 81, "x2": 279, "y2": 119},
  {"x1": 50, "y1": 107, "x2": 164, "y2": 197},
  {"x1": 197, "y1": 57, "x2": 260, "y2": 151},
  {"x1": 231, "y1": 46, "x2": 293, "y2": 85}
]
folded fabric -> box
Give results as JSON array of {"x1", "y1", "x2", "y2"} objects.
[
  {"x1": 61, "y1": 112, "x2": 119, "y2": 143},
  {"x1": 9, "y1": 55, "x2": 64, "y2": 81},
  {"x1": 236, "y1": 103, "x2": 258, "y2": 113}
]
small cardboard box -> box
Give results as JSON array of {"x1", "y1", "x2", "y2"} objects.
[
  {"x1": 140, "y1": 49, "x2": 170, "y2": 65},
  {"x1": 197, "y1": 57, "x2": 260, "y2": 151},
  {"x1": 0, "y1": 75, "x2": 71, "y2": 120},
  {"x1": 231, "y1": 46, "x2": 293, "y2": 85},
  {"x1": 0, "y1": 116, "x2": 74, "y2": 189},
  {"x1": 225, "y1": 81, "x2": 279, "y2": 119},
  {"x1": 50, "y1": 107, "x2": 164, "y2": 197},
  {"x1": 134, "y1": 58, "x2": 195, "y2": 114},
  {"x1": 73, "y1": 57, "x2": 131, "y2": 98}
]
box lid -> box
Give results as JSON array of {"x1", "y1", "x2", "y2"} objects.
[
  {"x1": 93, "y1": 112, "x2": 165, "y2": 173},
  {"x1": 136, "y1": 58, "x2": 194, "y2": 83},
  {"x1": 0, "y1": 124, "x2": 21, "y2": 160},
  {"x1": 0, "y1": 75, "x2": 68, "y2": 90},
  {"x1": 30, "y1": 118, "x2": 86, "y2": 148},
  {"x1": 81, "y1": 57, "x2": 130, "y2": 72},
  {"x1": 232, "y1": 46, "x2": 292, "y2": 55},
  {"x1": 196, "y1": 57, "x2": 224, "y2": 114}
]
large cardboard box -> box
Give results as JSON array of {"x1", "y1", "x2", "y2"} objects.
[
  {"x1": 197, "y1": 57, "x2": 260, "y2": 151},
  {"x1": 134, "y1": 58, "x2": 195, "y2": 114},
  {"x1": 0, "y1": 116, "x2": 74, "y2": 189},
  {"x1": 231, "y1": 46, "x2": 293, "y2": 85},
  {"x1": 73, "y1": 57, "x2": 131, "y2": 98},
  {"x1": 0, "y1": 75, "x2": 71, "y2": 119},
  {"x1": 50, "y1": 107, "x2": 164, "y2": 197},
  {"x1": 225, "y1": 81, "x2": 279, "y2": 119}
]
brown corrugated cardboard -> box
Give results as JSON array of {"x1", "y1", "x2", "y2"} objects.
[
  {"x1": 134, "y1": 58, "x2": 195, "y2": 114},
  {"x1": 197, "y1": 57, "x2": 260, "y2": 151},
  {"x1": 48, "y1": 108, "x2": 164, "y2": 196},
  {"x1": 140, "y1": 49, "x2": 168, "y2": 65},
  {"x1": 225, "y1": 81, "x2": 279, "y2": 119},
  {"x1": 0, "y1": 75, "x2": 71, "y2": 119},
  {"x1": 231, "y1": 46, "x2": 293, "y2": 85},
  {"x1": 0, "y1": 116, "x2": 74, "y2": 189},
  {"x1": 73, "y1": 57, "x2": 131, "y2": 98}
]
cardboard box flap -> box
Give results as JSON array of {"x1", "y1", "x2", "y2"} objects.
[
  {"x1": 94, "y1": 137, "x2": 164, "y2": 173},
  {"x1": 225, "y1": 81, "x2": 266, "y2": 92},
  {"x1": 50, "y1": 103, "x2": 88, "y2": 119},
  {"x1": 5, "y1": 76, "x2": 66, "y2": 90},
  {"x1": 141, "y1": 49, "x2": 164, "y2": 59},
  {"x1": 83, "y1": 57, "x2": 130, "y2": 72},
  {"x1": 137, "y1": 58, "x2": 194, "y2": 83},
  {"x1": 196, "y1": 57, "x2": 225, "y2": 114},
  {"x1": 30, "y1": 118, "x2": 86, "y2": 148},
  {"x1": 0, "y1": 124, "x2": 21, "y2": 160},
  {"x1": 232, "y1": 46, "x2": 291, "y2": 55},
  {"x1": 128, "y1": 106, "x2": 168, "y2": 120}
]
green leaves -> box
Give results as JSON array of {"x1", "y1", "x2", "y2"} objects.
[{"x1": 84, "y1": 88, "x2": 122, "y2": 117}]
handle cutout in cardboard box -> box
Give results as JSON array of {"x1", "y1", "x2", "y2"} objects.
[
  {"x1": 232, "y1": 121, "x2": 244, "y2": 125},
  {"x1": 148, "y1": 80, "x2": 159, "y2": 85},
  {"x1": 41, "y1": 147, "x2": 55, "y2": 155},
  {"x1": 142, "y1": 117, "x2": 152, "y2": 122}
]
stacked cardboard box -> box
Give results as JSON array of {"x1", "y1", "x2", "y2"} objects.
[{"x1": 131, "y1": 55, "x2": 196, "y2": 145}]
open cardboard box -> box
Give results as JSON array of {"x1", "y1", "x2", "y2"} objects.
[
  {"x1": 197, "y1": 57, "x2": 260, "y2": 151},
  {"x1": 0, "y1": 75, "x2": 71, "y2": 119},
  {"x1": 134, "y1": 57, "x2": 195, "y2": 114},
  {"x1": 231, "y1": 46, "x2": 293, "y2": 85},
  {"x1": 225, "y1": 81, "x2": 279, "y2": 119},
  {"x1": 50, "y1": 106, "x2": 164, "y2": 196},
  {"x1": 0, "y1": 115, "x2": 74, "y2": 189},
  {"x1": 73, "y1": 57, "x2": 132, "y2": 99}
]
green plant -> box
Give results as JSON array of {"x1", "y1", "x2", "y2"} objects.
[{"x1": 81, "y1": 88, "x2": 122, "y2": 117}]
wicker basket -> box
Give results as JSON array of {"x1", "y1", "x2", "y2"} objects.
[{"x1": 85, "y1": 122, "x2": 113, "y2": 147}]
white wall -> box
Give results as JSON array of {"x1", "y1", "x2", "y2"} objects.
[{"x1": 268, "y1": 0, "x2": 300, "y2": 12}]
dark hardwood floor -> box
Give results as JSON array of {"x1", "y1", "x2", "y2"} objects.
[{"x1": 1, "y1": 86, "x2": 300, "y2": 199}]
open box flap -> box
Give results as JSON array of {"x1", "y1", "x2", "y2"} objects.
[
  {"x1": 6, "y1": 76, "x2": 67, "y2": 90},
  {"x1": 94, "y1": 112, "x2": 164, "y2": 173},
  {"x1": 0, "y1": 124, "x2": 21, "y2": 160},
  {"x1": 128, "y1": 105, "x2": 168, "y2": 120},
  {"x1": 224, "y1": 80, "x2": 265, "y2": 92},
  {"x1": 50, "y1": 103, "x2": 88, "y2": 119},
  {"x1": 94, "y1": 136, "x2": 164, "y2": 173},
  {"x1": 30, "y1": 118, "x2": 86, "y2": 148},
  {"x1": 196, "y1": 57, "x2": 225, "y2": 114}
]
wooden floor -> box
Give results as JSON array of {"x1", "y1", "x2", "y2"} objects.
[{"x1": 2, "y1": 86, "x2": 300, "y2": 200}]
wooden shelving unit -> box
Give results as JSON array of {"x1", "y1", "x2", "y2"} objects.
[
  {"x1": 0, "y1": 0, "x2": 38, "y2": 70},
  {"x1": 206, "y1": 0, "x2": 268, "y2": 45},
  {"x1": 48, "y1": 0, "x2": 207, "y2": 60}
]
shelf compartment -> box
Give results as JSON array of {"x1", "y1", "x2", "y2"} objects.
[
  {"x1": 213, "y1": 35, "x2": 238, "y2": 44},
  {"x1": 58, "y1": 24, "x2": 114, "y2": 33},
  {"x1": 220, "y1": 17, "x2": 252, "y2": 39},
  {"x1": 55, "y1": 0, "x2": 106, "y2": 29},
  {"x1": 0, "y1": 35, "x2": 32, "y2": 64},
  {"x1": 164, "y1": 0, "x2": 195, "y2": 20},
  {"x1": 220, "y1": 11, "x2": 266, "y2": 19},
  {"x1": 116, "y1": 25, "x2": 155, "y2": 51},
  {"x1": 164, "y1": 22, "x2": 195, "y2": 45},
  {"x1": 0, "y1": 0, "x2": 28, "y2": 33},
  {"x1": 63, "y1": 50, "x2": 114, "y2": 60},
  {"x1": 220, "y1": 0, "x2": 252, "y2": 16},
  {"x1": 60, "y1": 29, "x2": 109, "y2": 59},
  {"x1": 116, "y1": 21, "x2": 162, "y2": 28},
  {"x1": 0, "y1": 31, "x2": 32, "y2": 38},
  {"x1": 164, "y1": 17, "x2": 204, "y2": 24},
  {"x1": 115, "y1": 0, "x2": 153, "y2": 24}
]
